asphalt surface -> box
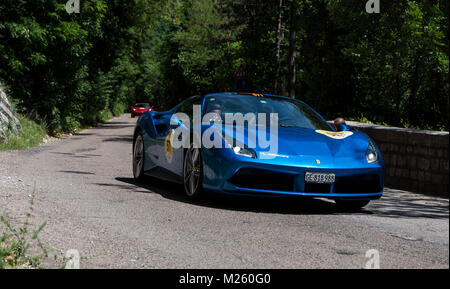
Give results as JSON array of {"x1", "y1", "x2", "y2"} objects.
[{"x1": 0, "y1": 114, "x2": 448, "y2": 268}]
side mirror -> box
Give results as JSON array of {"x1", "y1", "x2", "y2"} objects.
[
  {"x1": 334, "y1": 118, "x2": 349, "y2": 131},
  {"x1": 162, "y1": 114, "x2": 183, "y2": 128},
  {"x1": 172, "y1": 118, "x2": 184, "y2": 128}
]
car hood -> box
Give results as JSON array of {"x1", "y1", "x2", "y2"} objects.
[{"x1": 217, "y1": 125, "x2": 374, "y2": 168}]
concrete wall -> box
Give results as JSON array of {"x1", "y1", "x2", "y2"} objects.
[{"x1": 346, "y1": 121, "x2": 449, "y2": 197}]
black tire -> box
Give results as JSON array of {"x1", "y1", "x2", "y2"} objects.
[
  {"x1": 335, "y1": 199, "x2": 370, "y2": 210},
  {"x1": 133, "y1": 133, "x2": 145, "y2": 181},
  {"x1": 183, "y1": 144, "x2": 203, "y2": 199}
]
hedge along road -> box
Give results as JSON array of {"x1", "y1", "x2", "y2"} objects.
[{"x1": 0, "y1": 114, "x2": 448, "y2": 268}]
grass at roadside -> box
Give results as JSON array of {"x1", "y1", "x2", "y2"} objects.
[
  {"x1": 52, "y1": 109, "x2": 117, "y2": 138},
  {"x1": 0, "y1": 115, "x2": 47, "y2": 151},
  {"x1": 72, "y1": 109, "x2": 115, "y2": 135},
  {"x1": 0, "y1": 187, "x2": 48, "y2": 269},
  {"x1": 0, "y1": 107, "x2": 124, "y2": 151},
  {"x1": 1, "y1": 185, "x2": 97, "y2": 269},
  {"x1": 346, "y1": 115, "x2": 447, "y2": 131}
]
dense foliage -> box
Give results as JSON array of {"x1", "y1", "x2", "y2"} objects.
[{"x1": 0, "y1": 0, "x2": 448, "y2": 132}]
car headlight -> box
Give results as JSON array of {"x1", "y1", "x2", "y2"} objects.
[
  {"x1": 232, "y1": 146, "x2": 257, "y2": 158},
  {"x1": 366, "y1": 138, "x2": 379, "y2": 163},
  {"x1": 222, "y1": 133, "x2": 257, "y2": 159}
]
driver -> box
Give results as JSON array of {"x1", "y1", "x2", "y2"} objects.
[
  {"x1": 206, "y1": 102, "x2": 223, "y2": 123},
  {"x1": 211, "y1": 103, "x2": 222, "y2": 116}
]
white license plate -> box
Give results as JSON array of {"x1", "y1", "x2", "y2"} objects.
[{"x1": 305, "y1": 172, "x2": 335, "y2": 184}]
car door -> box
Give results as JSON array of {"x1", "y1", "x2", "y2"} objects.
[
  {"x1": 141, "y1": 110, "x2": 173, "y2": 173},
  {"x1": 166, "y1": 95, "x2": 202, "y2": 177}
]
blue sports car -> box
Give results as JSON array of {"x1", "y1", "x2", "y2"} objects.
[{"x1": 132, "y1": 92, "x2": 384, "y2": 209}]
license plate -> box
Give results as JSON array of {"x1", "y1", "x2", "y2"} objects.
[{"x1": 305, "y1": 172, "x2": 335, "y2": 184}]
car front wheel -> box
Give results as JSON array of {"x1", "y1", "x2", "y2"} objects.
[{"x1": 133, "y1": 133, "x2": 145, "y2": 181}]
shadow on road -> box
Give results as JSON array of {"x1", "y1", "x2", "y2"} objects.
[
  {"x1": 74, "y1": 132, "x2": 97, "y2": 136},
  {"x1": 111, "y1": 176, "x2": 374, "y2": 216},
  {"x1": 60, "y1": 170, "x2": 95, "y2": 175},
  {"x1": 93, "y1": 122, "x2": 135, "y2": 130},
  {"x1": 102, "y1": 136, "x2": 133, "y2": 143},
  {"x1": 368, "y1": 189, "x2": 449, "y2": 219},
  {"x1": 108, "y1": 177, "x2": 450, "y2": 219}
]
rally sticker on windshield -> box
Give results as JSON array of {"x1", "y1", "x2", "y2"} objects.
[{"x1": 315, "y1": 130, "x2": 353, "y2": 139}]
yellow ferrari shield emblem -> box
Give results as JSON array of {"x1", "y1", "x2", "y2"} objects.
[
  {"x1": 164, "y1": 129, "x2": 174, "y2": 163},
  {"x1": 315, "y1": 130, "x2": 353, "y2": 139}
]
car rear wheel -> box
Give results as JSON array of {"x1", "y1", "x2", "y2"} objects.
[
  {"x1": 183, "y1": 144, "x2": 203, "y2": 199},
  {"x1": 133, "y1": 133, "x2": 145, "y2": 181},
  {"x1": 335, "y1": 199, "x2": 370, "y2": 210}
]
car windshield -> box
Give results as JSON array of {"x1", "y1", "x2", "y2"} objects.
[
  {"x1": 135, "y1": 103, "x2": 150, "y2": 108},
  {"x1": 203, "y1": 94, "x2": 332, "y2": 130}
]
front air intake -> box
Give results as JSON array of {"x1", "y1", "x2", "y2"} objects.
[{"x1": 229, "y1": 167, "x2": 295, "y2": 191}]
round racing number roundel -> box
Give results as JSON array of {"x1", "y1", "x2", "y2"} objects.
[
  {"x1": 315, "y1": 130, "x2": 353, "y2": 139},
  {"x1": 164, "y1": 129, "x2": 174, "y2": 163}
]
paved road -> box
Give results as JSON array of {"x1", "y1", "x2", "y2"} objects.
[{"x1": 0, "y1": 114, "x2": 448, "y2": 268}]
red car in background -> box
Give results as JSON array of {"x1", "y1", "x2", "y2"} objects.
[{"x1": 131, "y1": 103, "x2": 153, "y2": 118}]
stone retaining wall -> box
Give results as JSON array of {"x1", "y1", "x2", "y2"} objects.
[{"x1": 347, "y1": 121, "x2": 449, "y2": 197}]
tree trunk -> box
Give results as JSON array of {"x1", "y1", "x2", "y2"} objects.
[
  {"x1": 274, "y1": 0, "x2": 284, "y2": 93},
  {"x1": 288, "y1": 0, "x2": 297, "y2": 98},
  {"x1": 281, "y1": 77, "x2": 287, "y2": 96}
]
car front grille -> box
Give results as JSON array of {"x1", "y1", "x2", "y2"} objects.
[
  {"x1": 229, "y1": 168, "x2": 381, "y2": 195},
  {"x1": 304, "y1": 183, "x2": 332, "y2": 193},
  {"x1": 333, "y1": 174, "x2": 381, "y2": 194},
  {"x1": 229, "y1": 167, "x2": 295, "y2": 192}
]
